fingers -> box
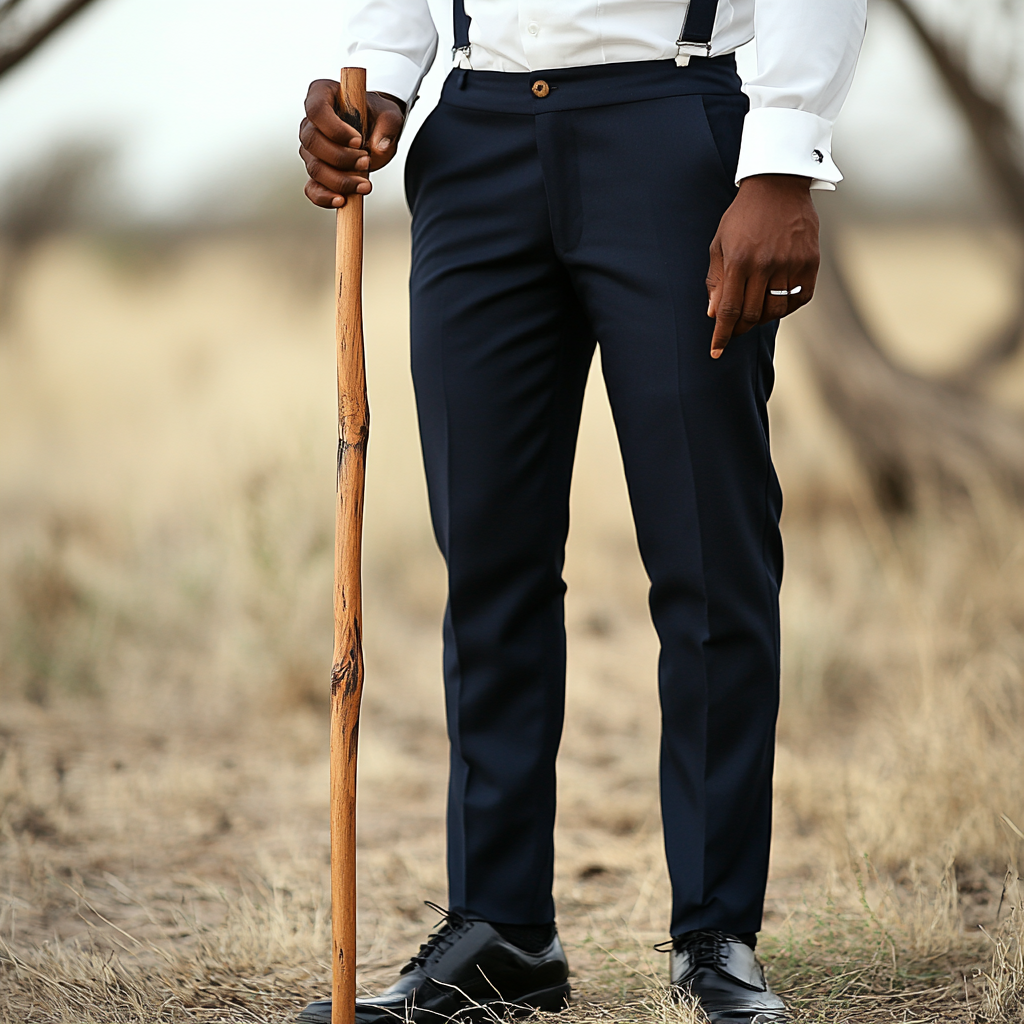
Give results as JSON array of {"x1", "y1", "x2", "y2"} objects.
[
  {"x1": 732, "y1": 274, "x2": 818, "y2": 342},
  {"x1": 709, "y1": 244, "x2": 772, "y2": 357},
  {"x1": 737, "y1": 268, "x2": 770, "y2": 337},
  {"x1": 304, "y1": 79, "x2": 363, "y2": 148},
  {"x1": 762, "y1": 278, "x2": 816, "y2": 322},
  {"x1": 761, "y1": 276, "x2": 791, "y2": 324},
  {"x1": 782, "y1": 284, "x2": 811, "y2": 318},
  {"x1": 299, "y1": 143, "x2": 370, "y2": 195},
  {"x1": 709, "y1": 261, "x2": 747, "y2": 359},
  {"x1": 785, "y1": 268, "x2": 817, "y2": 315},
  {"x1": 300, "y1": 83, "x2": 407, "y2": 208},
  {"x1": 300, "y1": 79, "x2": 372, "y2": 208},
  {"x1": 299, "y1": 116, "x2": 367, "y2": 172},
  {"x1": 305, "y1": 178, "x2": 350, "y2": 209},
  {"x1": 302, "y1": 174, "x2": 368, "y2": 209},
  {"x1": 708, "y1": 259, "x2": 819, "y2": 357},
  {"x1": 763, "y1": 262, "x2": 819, "y2": 321}
]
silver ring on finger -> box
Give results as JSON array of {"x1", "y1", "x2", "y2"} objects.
[{"x1": 769, "y1": 285, "x2": 802, "y2": 297}]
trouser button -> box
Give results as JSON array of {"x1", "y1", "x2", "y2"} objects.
[{"x1": 531, "y1": 79, "x2": 550, "y2": 98}]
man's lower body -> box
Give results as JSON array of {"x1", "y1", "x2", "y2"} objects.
[{"x1": 298, "y1": 55, "x2": 786, "y2": 1024}]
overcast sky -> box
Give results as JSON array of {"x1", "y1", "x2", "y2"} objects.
[{"x1": 0, "y1": 0, "x2": 982, "y2": 216}]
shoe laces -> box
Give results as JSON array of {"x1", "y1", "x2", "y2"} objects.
[
  {"x1": 401, "y1": 902, "x2": 468, "y2": 975},
  {"x1": 654, "y1": 928, "x2": 737, "y2": 967}
]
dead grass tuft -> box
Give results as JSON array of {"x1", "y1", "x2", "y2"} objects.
[{"x1": 979, "y1": 877, "x2": 1024, "y2": 1023}]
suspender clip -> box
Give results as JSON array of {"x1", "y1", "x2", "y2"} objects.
[
  {"x1": 675, "y1": 40, "x2": 712, "y2": 66},
  {"x1": 674, "y1": 0, "x2": 718, "y2": 65},
  {"x1": 454, "y1": 44, "x2": 473, "y2": 69}
]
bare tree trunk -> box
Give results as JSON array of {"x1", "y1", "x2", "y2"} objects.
[
  {"x1": 887, "y1": 0, "x2": 1024, "y2": 227},
  {"x1": 796, "y1": 228, "x2": 1024, "y2": 512},
  {"x1": 794, "y1": 0, "x2": 1024, "y2": 510},
  {"x1": 888, "y1": 0, "x2": 1024, "y2": 387}
]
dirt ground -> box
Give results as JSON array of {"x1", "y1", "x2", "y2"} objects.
[{"x1": 1, "y1": 222, "x2": 1023, "y2": 1022}]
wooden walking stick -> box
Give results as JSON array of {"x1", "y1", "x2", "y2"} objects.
[{"x1": 331, "y1": 66, "x2": 368, "y2": 1024}]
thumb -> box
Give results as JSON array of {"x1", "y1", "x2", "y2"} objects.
[{"x1": 367, "y1": 102, "x2": 405, "y2": 169}]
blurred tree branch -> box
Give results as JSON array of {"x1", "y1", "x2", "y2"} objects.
[
  {"x1": 0, "y1": 0, "x2": 101, "y2": 79},
  {"x1": 890, "y1": 0, "x2": 1024, "y2": 389},
  {"x1": 0, "y1": 0, "x2": 33, "y2": 22},
  {"x1": 800, "y1": 231, "x2": 1024, "y2": 511},
  {"x1": 800, "y1": 0, "x2": 1024, "y2": 511},
  {"x1": 889, "y1": 0, "x2": 1024, "y2": 226}
]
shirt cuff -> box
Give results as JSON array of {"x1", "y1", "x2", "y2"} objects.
[
  {"x1": 735, "y1": 107, "x2": 842, "y2": 192},
  {"x1": 351, "y1": 47, "x2": 427, "y2": 109}
]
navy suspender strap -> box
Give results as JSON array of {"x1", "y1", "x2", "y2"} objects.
[
  {"x1": 453, "y1": 0, "x2": 471, "y2": 62},
  {"x1": 451, "y1": 0, "x2": 720, "y2": 67},
  {"x1": 675, "y1": 0, "x2": 720, "y2": 64}
]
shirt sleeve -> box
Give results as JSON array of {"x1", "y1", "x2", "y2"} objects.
[
  {"x1": 345, "y1": 0, "x2": 439, "y2": 109},
  {"x1": 734, "y1": 0, "x2": 867, "y2": 190}
]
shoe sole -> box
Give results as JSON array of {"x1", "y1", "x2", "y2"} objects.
[
  {"x1": 450, "y1": 982, "x2": 572, "y2": 1021},
  {"x1": 702, "y1": 1011, "x2": 790, "y2": 1024},
  {"x1": 317, "y1": 983, "x2": 571, "y2": 1023}
]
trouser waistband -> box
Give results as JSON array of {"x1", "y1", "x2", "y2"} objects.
[{"x1": 440, "y1": 55, "x2": 741, "y2": 115}]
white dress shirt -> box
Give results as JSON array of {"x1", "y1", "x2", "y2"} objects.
[{"x1": 345, "y1": 0, "x2": 867, "y2": 189}]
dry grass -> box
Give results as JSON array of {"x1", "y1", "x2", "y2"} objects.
[{"x1": 1, "y1": 222, "x2": 1023, "y2": 1021}]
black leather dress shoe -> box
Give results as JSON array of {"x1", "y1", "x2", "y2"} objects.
[
  {"x1": 668, "y1": 930, "x2": 790, "y2": 1023},
  {"x1": 295, "y1": 908, "x2": 570, "y2": 1023}
]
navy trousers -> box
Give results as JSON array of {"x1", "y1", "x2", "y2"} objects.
[{"x1": 404, "y1": 57, "x2": 783, "y2": 939}]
